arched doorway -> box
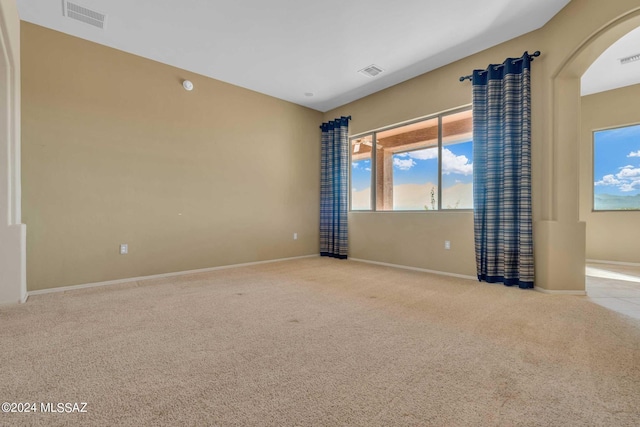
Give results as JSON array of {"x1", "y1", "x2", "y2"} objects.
[
  {"x1": 541, "y1": 8, "x2": 640, "y2": 294},
  {"x1": 576, "y1": 16, "x2": 640, "y2": 318}
]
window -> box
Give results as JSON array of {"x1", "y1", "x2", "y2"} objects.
[
  {"x1": 350, "y1": 107, "x2": 473, "y2": 211},
  {"x1": 593, "y1": 123, "x2": 640, "y2": 211},
  {"x1": 351, "y1": 135, "x2": 373, "y2": 210}
]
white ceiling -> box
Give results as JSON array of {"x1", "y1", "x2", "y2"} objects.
[
  {"x1": 17, "y1": 0, "x2": 571, "y2": 112},
  {"x1": 581, "y1": 26, "x2": 640, "y2": 96}
]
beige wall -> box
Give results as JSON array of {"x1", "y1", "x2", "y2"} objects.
[
  {"x1": 326, "y1": 23, "x2": 547, "y2": 280},
  {"x1": 21, "y1": 23, "x2": 323, "y2": 291},
  {"x1": 325, "y1": 0, "x2": 640, "y2": 289},
  {"x1": 0, "y1": 0, "x2": 26, "y2": 304},
  {"x1": 20, "y1": 1, "x2": 640, "y2": 292},
  {"x1": 580, "y1": 84, "x2": 640, "y2": 264},
  {"x1": 350, "y1": 212, "x2": 476, "y2": 277}
]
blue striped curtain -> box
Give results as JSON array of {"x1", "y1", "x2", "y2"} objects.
[
  {"x1": 472, "y1": 52, "x2": 534, "y2": 289},
  {"x1": 320, "y1": 116, "x2": 350, "y2": 259}
]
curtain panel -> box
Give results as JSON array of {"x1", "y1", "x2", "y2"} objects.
[
  {"x1": 472, "y1": 52, "x2": 534, "y2": 289},
  {"x1": 320, "y1": 116, "x2": 350, "y2": 259}
]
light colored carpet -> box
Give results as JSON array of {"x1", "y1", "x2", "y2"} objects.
[{"x1": 1, "y1": 257, "x2": 639, "y2": 426}]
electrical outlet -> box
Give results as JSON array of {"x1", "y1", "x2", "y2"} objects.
[
  {"x1": 120, "y1": 244, "x2": 128, "y2": 255},
  {"x1": 444, "y1": 240, "x2": 451, "y2": 250},
  {"x1": 293, "y1": 233, "x2": 298, "y2": 240}
]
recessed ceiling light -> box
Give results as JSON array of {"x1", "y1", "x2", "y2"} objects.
[
  {"x1": 304, "y1": 92, "x2": 314, "y2": 97},
  {"x1": 620, "y1": 53, "x2": 640, "y2": 65}
]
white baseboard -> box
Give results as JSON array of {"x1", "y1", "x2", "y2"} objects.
[
  {"x1": 349, "y1": 258, "x2": 477, "y2": 281},
  {"x1": 26, "y1": 254, "x2": 592, "y2": 298},
  {"x1": 350, "y1": 258, "x2": 590, "y2": 295},
  {"x1": 586, "y1": 259, "x2": 640, "y2": 268},
  {"x1": 27, "y1": 254, "x2": 319, "y2": 297},
  {"x1": 534, "y1": 287, "x2": 586, "y2": 296}
]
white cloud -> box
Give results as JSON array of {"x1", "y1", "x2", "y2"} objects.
[
  {"x1": 406, "y1": 148, "x2": 438, "y2": 160},
  {"x1": 365, "y1": 168, "x2": 371, "y2": 171},
  {"x1": 595, "y1": 174, "x2": 621, "y2": 186},
  {"x1": 393, "y1": 158, "x2": 416, "y2": 171},
  {"x1": 396, "y1": 148, "x2": 472, "y2": 175},
  {"x1": 617, "y1": 165, "x2": 640, "y2": 178},
  {"x1": 442, "y1": 149, "x2": 472, "y2": 175},
  {"x1": 628, "y1": 151, "x2": 640, "y2": 158},
  {"x1": 619, "y1": 182, "x2": 640, "y2": 192},
  {"x1": 352, "y1": 159, "x2": 371, "y2": 169},
  {"x1": 595, "y1": 166, "x2": 640, "y2": 192}
]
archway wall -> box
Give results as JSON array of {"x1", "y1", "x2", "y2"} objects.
[
  {"x1": 541, "y1": 1, "x2": 640, "y2": 225},
  {"x1": 539, "y1": 2, "x2": 640, "y2": 290},
  {"x1": 324, "y1": 1, "x2": 640, "y2": 291},
  {"x1": 0, "y1": 0, "x2": 26, "y2": 304},
  {"x1": 580, "y1": 84, "x2": 640, "y2": 264}
]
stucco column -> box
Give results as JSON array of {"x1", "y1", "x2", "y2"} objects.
[
  {"x1": 535, "y1": 76, "x2": 586, "y2": 293},
  {"x1": 0, "y1": 0, "x2": 27, "y2": 304}
]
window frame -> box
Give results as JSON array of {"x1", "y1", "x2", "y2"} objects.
[
  {"x1": 349, "y1": 132, "x2": 375, "y2": 211},
  {"x1": 592, "y1": 122, "x2": 640, "y2": 212},
  {"x1": 349, "y1": 105, "x2": 473, "y2": 212}
]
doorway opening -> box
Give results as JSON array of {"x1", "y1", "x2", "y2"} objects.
[{"x1": 577, "y1": 20, "x2": 640, "y2": 319}]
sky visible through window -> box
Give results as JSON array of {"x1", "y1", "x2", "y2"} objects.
[
  {"x1": 392, "y1": 142, "x2": 473, "y2": 186},
  {"x1": 352, "y1": 144, "x2": 473, "y2": 187},
  {"x1": 442, "y1": 142, "x2": 473, "y2": 187},
  {"x1": 394, "y1": 141, "x2": 473, "y2": 210},
  {"x1": 351, "y1": 159, "x2": 371, "y2": 193},
  {"x1": 351, "y1": 109, "x2": 473, "y2": 211},
  {"x1": 392, "y1": 148, "x2": 438, "y2": 185},
  {"x1": 594, "y1": 124, "x2": 640, "y2": 210},
  {"x1": 351, "y1": 140, "x2": 473, "y2": 210}
]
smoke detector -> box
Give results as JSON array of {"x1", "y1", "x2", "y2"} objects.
[
  {"x1": 358, "y1": 64, "x2": 384, "y2": 78},
  {"x1": 62, "y1": 1, "x2": 106, "y2": 29}
]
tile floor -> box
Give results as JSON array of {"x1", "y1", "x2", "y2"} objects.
[{"x1": 586, "y1": 262, "x2": 640, "y2": 320}]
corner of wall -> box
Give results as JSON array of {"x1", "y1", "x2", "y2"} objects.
[{"x1": 0, "y1": 0, "x2": 27, "y2": 305}]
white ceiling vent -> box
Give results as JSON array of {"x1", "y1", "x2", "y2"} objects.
[
  {"x1": 620, "y1": 53, "x2": 640, "y2": 65},
  {"x1": 358, "y1": 65, "x2": 384, "y2": 78},
  {"x1": 63, "y1": 1, "x2": 106, "y2": 29}
]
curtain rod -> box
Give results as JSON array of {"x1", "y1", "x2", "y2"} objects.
[
  {"x1": 459, "y1": 51, "x2": 541, "y2": 82},
  {"x1": 319, "y1": 115, "x2": 351, "y2": 129}
]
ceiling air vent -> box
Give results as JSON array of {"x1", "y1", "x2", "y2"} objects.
[
  {"x1": 63, "y1": 1, "x2": 106, "y2": 29},
  {"x1": 620, "y1": 53, "x2": 640, "y2": 65},
  {"x1": 358, "y1": 64, "x2": 384, "y2": 78}
]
